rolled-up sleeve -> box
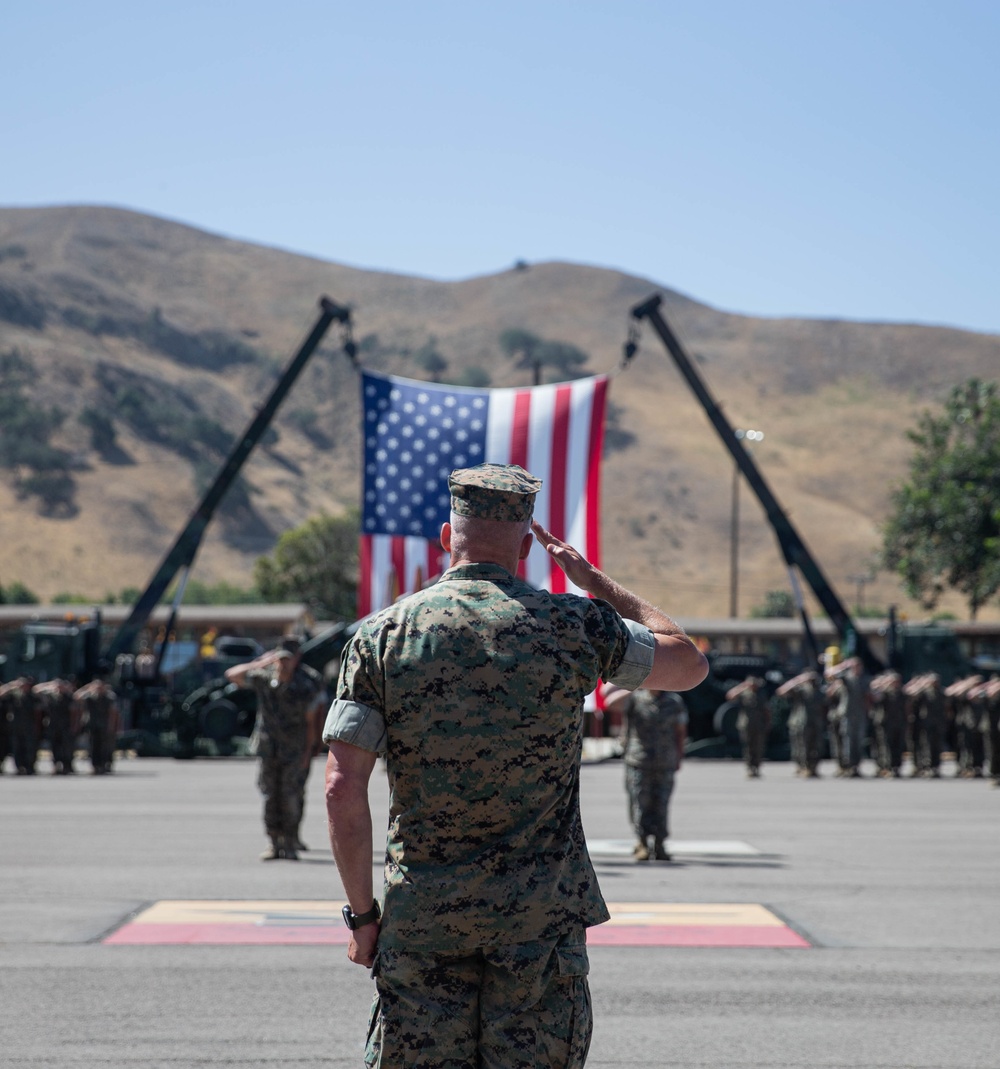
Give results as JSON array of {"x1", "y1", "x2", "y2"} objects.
[
  {"x1": 606, "y1": 619, "x2": 655, "y2": 690},
  {"x1": 323, "y1": 698, "x2": 387, "y2": 755}
]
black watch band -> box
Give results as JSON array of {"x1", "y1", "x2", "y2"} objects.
[{"x1": 342, "y1": 900, "x2": 381, "y2": 930}]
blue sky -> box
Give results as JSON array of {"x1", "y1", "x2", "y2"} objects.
[{"x1": 4, "y1": 1, "x2": 998, "y2": 334}]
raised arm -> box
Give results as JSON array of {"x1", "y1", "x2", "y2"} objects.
[
  {"x1": 531, "y1": 521, "x2": 708, "y2": 692},
  {"x1": 224, "y1": 649, "x2": 281, "y2": 688}
]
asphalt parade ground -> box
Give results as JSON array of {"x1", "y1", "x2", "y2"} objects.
[{"x1": 2, "y1": 748, "x2": 997, "y2": 1068}]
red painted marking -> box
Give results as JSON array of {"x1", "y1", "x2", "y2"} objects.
[
  {"x1": 104, "y1": 923, "x2": 352, "y2": 946},
  {"x1": 587, "y1": 924, "x2": 810, "y2": 948}
]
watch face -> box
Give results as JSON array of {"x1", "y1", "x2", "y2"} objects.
[{"x1": 342, "y1": 905, "x2": 355, "y2": 929}]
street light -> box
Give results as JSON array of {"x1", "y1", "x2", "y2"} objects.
[{"x1": 729, "y1": 428, "x2": 764, "y2": 618}]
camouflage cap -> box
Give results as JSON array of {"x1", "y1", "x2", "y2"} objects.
[{"x1": 448, "y1": 463, "x2": 542, "y2": 522}]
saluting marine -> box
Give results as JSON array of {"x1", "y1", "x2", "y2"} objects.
[
  {"x1": 226, "y1": 635, "x2": 324, "y2": 861},
  {"x1": 324, "y1": 462, "x2": 708, "y2": 1068},
  {"x1": 776, "y1": 669, "x2": 825, "y2": 778},
  {"x1": 34, "y1": 679, "x2": 78, "y2": 775},
  {"x1": 869, "y1": 670, "x2": 907, "y2": 778},
  {"x1": 73, "y1": 677, "x2": 120, "y2": 775},
  {"x1": 727, "y1": 675, "x2": 770, "y2": 778}
]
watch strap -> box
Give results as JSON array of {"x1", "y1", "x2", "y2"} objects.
[{"x1": 342, "y1": 900, "x2": 381, "y2": 930}]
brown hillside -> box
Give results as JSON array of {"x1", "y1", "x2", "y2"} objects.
[{"x1": 1, "y1": 205, "x2": 998, "y2": 621}]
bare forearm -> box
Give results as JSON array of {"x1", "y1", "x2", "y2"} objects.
[
  {"x1": 580, "y1": 567, "x2": 687, "y2": 639},
  {"x1": 531, "y1": 520, "x2": 707, "y2": 690},
  {"x1": 325, "y1": 752, "x2": 376, "y2": 912}
]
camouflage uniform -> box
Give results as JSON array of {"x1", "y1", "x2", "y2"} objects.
[
  {"x1": 984, "y1": 687, "x2": 1000, "y2": 785},
  {"x1": 914, "y1": 684, "x2": 946, "y2": 777},
  {"x1": 620, "y1": 690, "x2": 687, "y2": 858},
  {"x1": 0, "y1": 692, "x2": 11, "y2": 773},
  {"x1": 736, "y1": 687, "x2": 769, "y2": 776},
  {"x1": 326, "y1": 547, "x2": 653, "y2": 1068},
  {"x1": 836, "y1": 671, "x2": 869, "y2": 776},
  {"x1": 37, "y1": 682, "x2": 76, "y2": 775},
  {"x1": 8, "y1": 682, "x2": 39, "y2": 775},
  {"x1": 871, "y1": 684, "x2": 907, "y2": 777},
  {"x1": 954, "y1": 691, "x2": 986, "y2": 777},
  {"x1": 784, "y1": 677, "x2": 825, "y2": 777},
  {"x1": 247, "y1": 659, "x2": 323, "y2": 855},
  {"x1": 76, "y1": 682, "x2": 118, "y2": 774}
]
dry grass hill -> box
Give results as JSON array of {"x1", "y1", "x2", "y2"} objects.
[{"x1": 1, "y1": 205, "x2": 999, "y2": 623}]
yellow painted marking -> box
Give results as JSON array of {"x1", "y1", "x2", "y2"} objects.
[
  {"x1": 128, "y1": 900, "x2": 786, "y2": 928},
  {"x1": 606, "y1": 903, "x2": 787, "y2": 927}
]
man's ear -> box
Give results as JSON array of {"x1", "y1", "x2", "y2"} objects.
[
  {"x1": 518, "y1": 530, "x2": 534, "y2": 561},
  {"x1": 440, "y1": 522, "x2": 453, "y2": 554}
]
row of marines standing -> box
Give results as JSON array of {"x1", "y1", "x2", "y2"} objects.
[
  {"x1": 733, "y1": 657, "x2": 1000, "y2": 781},
  {"x1": 0, "y1": 676, "x2": 119, "y2": 775}
]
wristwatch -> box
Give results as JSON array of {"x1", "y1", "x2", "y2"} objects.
[{"x1": 342, "y1": 899, "x2": 381, "y2": 930}]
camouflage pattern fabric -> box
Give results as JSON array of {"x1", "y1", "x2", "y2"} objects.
[
  {"x1": 954, "y1": 695, "x2": 985, "y2": 775},
  {"x1": 836, "y1": 673, "x2": 870, "y2": 770},
  {"x1": 619, "y1": 688, "x2": 687, "y2": 843},
  {"x1": 80, "y1": 688, "x2": 117, "y2": 773},
  {"x1": 871, "y1": 687, "x2": 907, "y2": 774},
  {"x1": 621, "y1": 690, "x2": 686, "y2": 770},
  {"x1": 8, "y1": 688, "x2": 38, "y2": 774},
  {"x1": 40, "y1": 687, "x2": 75, "y2": 774},
  {"x1": 448, "y1": 463, "x2": 541, "y2": 522},
  {"x1": 366, "y1": 932, "x2": 592, "y2": 1069},
  {"x1": 914, "y1": 688, "x2": 946, "y2": 773},
  {"x1": 985, "y1": 692, "x2": 1000, "y2": 781},
  {"x1": 248, "y1": 662, "x2": 322, "y2": 840},
  {"x1": 0, "y1": 698, "x2": 11, "y2": 772},
  {"x1": 798, "y1": 682, "x2": 825, "y2": 774},
  {"x1": 334, "y1": 561, "x2": 636, "y2": 952},
  {"x1": 624, "y1": 764, "x2": 675, "y2": 843},
  {"x1": 737, "y1": 691, "x2": 769, "y2": 770}
]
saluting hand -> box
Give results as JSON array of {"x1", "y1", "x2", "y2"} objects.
[{"x1": 531, "y1": 521, "x2": 596, "y2": 591}]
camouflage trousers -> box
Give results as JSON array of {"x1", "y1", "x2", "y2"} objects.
[
  {"x1": 366, "y1": 931, "x2": 592, "y2": 1068},
  {"x1": 47, "y1": 713, "x2": 75, "y2": 773},
  {"x1": 257, "y1": 755, "x2": 302, "y2": 841},
  {"x1": 738, "y1": 713, "x2": 767, "y2": 770},
  {"x1": 11, "y1": 713, "x2": 38, "y2": 774},
  {"x1": 873, "y1": 716, "x2": 906, "y2": 773},
  {"x1": 913, "y1": 716, "x2": 944, "y2": 772},
  {"x1": 838, "y1": 712, "x2": 867, "y2": 771},
  {"x1": 89, "y1": 718, "x2": 116, "y2": 773},
  {"x1": 625, "y1": 764, "x2": 675, "y2": 842}
]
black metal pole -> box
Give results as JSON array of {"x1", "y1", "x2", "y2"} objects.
[
  {"x1": 104, "y1": 297, "x2": 350, "y2": 663},
  {"x1": 631, "y1": 294, "x2": 882, "y2": 675}
]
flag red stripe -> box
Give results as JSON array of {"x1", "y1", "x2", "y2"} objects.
[
  {"x1": 510, "y1": 390, "x2": 531, "y2": 469},
  {"x1": 547, "y1": 384, "x2": 572, "y2": 594},
  {"x1": 511, "y1": 390, "x2": 531, "y2": 578},
  {"x1": 585, "y1": 376, "x2": 608, "y2": 573}
]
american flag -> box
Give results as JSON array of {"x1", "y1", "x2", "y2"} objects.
[{"x1": 358, "y1": 369, "x2": 610, "y2": 616}]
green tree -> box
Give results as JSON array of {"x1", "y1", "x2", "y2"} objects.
[
  {"x1": 882, "y1": 378, "x2": 1000, "y2": 619},
  {"x1": 254, "y1": 510, "x2": 359, "y2": 620},
  {"x1": 413, "y1": 341, "x2": 448, "y2": 382},
  {"x1": 750, "y1": 589, "x2": 796, "y2": 618},
  {"x1": 177, "y1": 579, "x2": 263, "y2": 605},
  {"x1": 79, "y1": 407, "x2": 118, "y2": 455},
  {"x1": 499, "y1": 329, "x2": 589, "y2": 384},
  {"x1": 0, "y1": 580, "x2": 39, "y2": 604},
  {"x1": 499, "y1": 328, "x2": 543, "y2": 380}
]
